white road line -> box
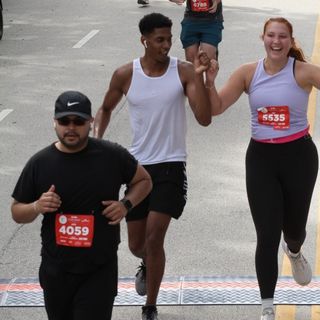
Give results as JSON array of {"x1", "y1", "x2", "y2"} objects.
[
  {"x1": 0, "y1": 109, "x2": 13, "y2": 122},
  {"x1": 72, "y1": 30, "x2": 100, "y2": 48}
]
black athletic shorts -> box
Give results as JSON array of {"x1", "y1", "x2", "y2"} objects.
[
  {"x1": 39, "y1": 258, "x2": 117, "y2": 320},
  {"x1": 126, "y1": 161, "x2": 188, "y2": 221}
]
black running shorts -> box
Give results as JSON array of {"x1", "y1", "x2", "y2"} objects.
[{"x1": 126, "y1": 161, "x2": 188, "y2": 221}]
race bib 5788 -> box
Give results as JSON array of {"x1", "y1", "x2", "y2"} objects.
[{"x1": 190, "y1": 0, "x2": 212, "y2": 12}]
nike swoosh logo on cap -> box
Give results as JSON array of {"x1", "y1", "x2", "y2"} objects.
[{"x1": 67, "y1": 101, "x2": 80, "y2": 107}]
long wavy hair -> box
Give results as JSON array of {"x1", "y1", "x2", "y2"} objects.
[{"x1": 263, "y1": 17, "x2": 306, "y2": 62}]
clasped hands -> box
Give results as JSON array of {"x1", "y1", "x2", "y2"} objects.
[{"x1": 194, "y1": 51, "x2": 219, "y2": 77}]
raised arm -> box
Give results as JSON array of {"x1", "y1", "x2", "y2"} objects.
[
  {"x1": 206, "y1": 62, "x2": 256, "y2": 115},
  {"x1": 181, "y1": 52, "x2": 213, "y2": 126},
  {"x1": 93, "y1": 63, "x2": 132, "y2": 138}
]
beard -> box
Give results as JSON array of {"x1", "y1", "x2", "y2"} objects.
[{"x1": 56, "y1": 131, "x2": 89, "y2": 152}]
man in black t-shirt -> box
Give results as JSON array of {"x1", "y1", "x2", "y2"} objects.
[{"x1": 11, "y1": 90, "x2": 152, "y2": 320}]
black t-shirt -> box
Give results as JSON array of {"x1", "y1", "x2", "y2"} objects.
[
  {"x1": 12, "y1": 138, "x2": 138, "y2": 273},
  {"x1": 185, "y1": 0, "x2": 223, "y2": 21}
]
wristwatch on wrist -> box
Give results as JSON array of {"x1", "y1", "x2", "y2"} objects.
[{"x1": 120, "y1": 198, "x2": 133, "y2": 212}]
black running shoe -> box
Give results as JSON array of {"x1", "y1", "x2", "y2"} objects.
[
  {"x1": 135, "y1": 261, "x2": 147, "y2": 296},
  {"x1": 142, "y1": 305, "x2": 158, "y2": 320},
  {"x1": 137, "y1": 0, "x2": 149, "y2": 5}
]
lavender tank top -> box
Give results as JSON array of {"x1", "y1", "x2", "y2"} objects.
[{"x1": 248, "y1": 57, "x2": 309, "y2": 140}]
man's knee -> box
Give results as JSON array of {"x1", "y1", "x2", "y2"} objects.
[
  {"x1": 128, "y1": 239, "x2": 145, "y2": 257},
  {"x1": 145, "y1": 233, "x2": 166, "y2": 256}
]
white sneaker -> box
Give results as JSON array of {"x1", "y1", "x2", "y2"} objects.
[
  {"x1": 261, "y1": 307, "x2": 275, "y2": 320},
  {"x1": 282, "y1": 240, "x2": 312, "y2": 286}
]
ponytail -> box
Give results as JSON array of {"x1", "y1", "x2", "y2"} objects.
[{"x1": 288, "y1": 41, "x2": 306, "y2": 62}]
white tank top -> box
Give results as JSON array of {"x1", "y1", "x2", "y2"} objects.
[{"x1": 126, "y1": 57, "x2": 187, "y2": 165}]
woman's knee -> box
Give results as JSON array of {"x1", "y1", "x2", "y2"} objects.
[{"x1": 284, "y1": 231, "x2": 306, "y2": 252}]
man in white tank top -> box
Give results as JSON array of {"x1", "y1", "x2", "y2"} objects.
[{"x1": 94, "y1": 13, "x2": 213, "y2": 320}]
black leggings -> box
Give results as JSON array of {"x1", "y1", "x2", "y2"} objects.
[{"x1": 245, "y1": 135, "x2": 318, "y2": 299}]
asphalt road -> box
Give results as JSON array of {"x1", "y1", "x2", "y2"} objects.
[{"x1": 0, "y1": 0, "x2": 320, "y2": 319}]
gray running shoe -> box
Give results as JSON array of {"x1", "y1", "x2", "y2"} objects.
[
  {"x1": 135, "y1": 261, "x2": 147, "y2": 296},
  {"x1": 282, "y1": 240, "x2": 312, "y2": 285},
  {"x1": 261, "y1": 308, "x2": 275, "y2": 320},
  {"x1": 142, "y1": 305, "x2": 158, "y2": 320},
  {"x1": 137, "y1": 0, "x2": 149, "y2": 5}
]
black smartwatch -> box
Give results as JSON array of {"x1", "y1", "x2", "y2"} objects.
[{"x1": 120, "y1": 198, "x2": 133, "y2": 212}]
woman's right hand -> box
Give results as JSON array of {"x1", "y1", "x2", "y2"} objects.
[{"x1": 206, "y1": 59, "x2": 219, "y2": 84}]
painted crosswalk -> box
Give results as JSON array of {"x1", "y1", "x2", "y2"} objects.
[{"x1": 1, "y1": 276, "x2": 320, "y2": 307}]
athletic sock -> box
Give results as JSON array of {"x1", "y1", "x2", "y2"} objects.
[
  {"x1": 288, "y1": 249, "x2": 300, "y2": 257},
  {"x1": 261, "y1": 298, "x2": 274, "y2": 312}
]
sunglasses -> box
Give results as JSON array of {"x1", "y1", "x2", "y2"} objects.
[{"x1": 56, "y1": 117, "x2": 87, "y2": 126}]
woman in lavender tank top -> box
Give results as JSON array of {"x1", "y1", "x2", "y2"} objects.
[{"x1": 207, "y1": 17, "x2": 320, "y2": 320}]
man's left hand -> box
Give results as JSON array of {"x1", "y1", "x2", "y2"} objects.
[{"x1": 102, "y1": 200, "x2": 127, "y2": 225}]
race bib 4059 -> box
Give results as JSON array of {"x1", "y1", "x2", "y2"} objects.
[{"x1": 55, "y1": 214, "x2": 94, "y2": 247}]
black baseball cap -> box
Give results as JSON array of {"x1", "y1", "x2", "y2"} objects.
[{"x1": 54, "y1": 91, "x2": 92, "y2": 120}]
